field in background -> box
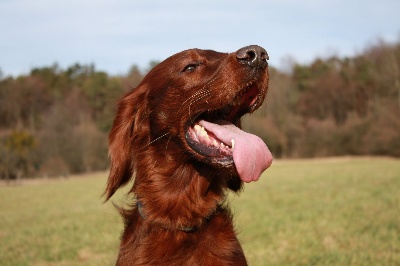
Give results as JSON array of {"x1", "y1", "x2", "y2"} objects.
[{"x1": 0, "y1": 157, "x2": 399, "y2": 265}]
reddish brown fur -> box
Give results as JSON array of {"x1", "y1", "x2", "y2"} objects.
[{"x1": 105, "y1": 46, "x2": 269, "y2": 265}]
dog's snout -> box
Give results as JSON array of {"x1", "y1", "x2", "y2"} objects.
[{"x1": 236, "y1": 45, "x2": 268, "y2": 69}]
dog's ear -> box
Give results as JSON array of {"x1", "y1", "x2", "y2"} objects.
[{"x1": 104, "y1": 85, "x2": 149, "y2": 200}]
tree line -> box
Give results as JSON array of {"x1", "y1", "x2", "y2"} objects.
[
  {"x1": 246, "y1": 39, "x2": 400, "y2": 158},
  {"x1": 0, "y1": 39, "x2": 399, "y2": 179}
]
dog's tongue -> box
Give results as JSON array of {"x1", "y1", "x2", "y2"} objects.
[{"x1": 199, "y1": 120, "x2": 273, "y2": 182}]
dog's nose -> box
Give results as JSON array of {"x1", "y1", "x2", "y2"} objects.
[{"x1": 236, "y1": 45, "x2": 269, "y2": 69}]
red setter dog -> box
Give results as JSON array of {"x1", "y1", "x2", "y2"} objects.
[{"x1": 105, "y1": 45, "x2": 273, "y2": 265}]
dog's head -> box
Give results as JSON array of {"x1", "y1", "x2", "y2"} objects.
[{"x1": 105, "y1": 45, "x2": 272, "y2": 199}]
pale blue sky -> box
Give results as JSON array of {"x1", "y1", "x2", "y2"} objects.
[{"x1": 1, "y1": 0, "x2": 399, "y2": 76}]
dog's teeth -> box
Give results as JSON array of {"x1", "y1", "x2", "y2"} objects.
[
  {"x1": 194, "y1": 125, "x2": 201, "y2": 132},
  {"x1": 213, "y1": 139, "x2": 218, "y2": 147},
  {"x1": 231, "y1": 139, "x2": 235, "y2": 149},
  {"x1": 200, "y1": 130, "x2": 208, "y2": 138},
  {"x1": 199, "y1": 127, "x2": 207, "y2": 136}
]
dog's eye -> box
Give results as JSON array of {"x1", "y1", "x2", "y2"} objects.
[{"x1": 182, "y1": 63, "x2": 199, "y2": 73}]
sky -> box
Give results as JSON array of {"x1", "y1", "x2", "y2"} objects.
[{"x1": 1, "y1": 0, "x2": 399, "y2": 76}]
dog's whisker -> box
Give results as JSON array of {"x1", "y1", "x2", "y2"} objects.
[
  {"x1": 177, "y1": 87, "x2": 210, "y2": 114},
  {"x1": 177, "y1": 76, "x2": 218, "y2": 114},
  {"x1": 186, "y1": 90, "x2": 211, "y2": 118},
  {"x1": 179, "y1": 89, "x2": 212, "y2": 118},
  {"x1": 188, "y1": 92, "x2": 210, "y2": 108},
  {"x1": 133, "y1": 132, "x2": 170, "y2": 152}
]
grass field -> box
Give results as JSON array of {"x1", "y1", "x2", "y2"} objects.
[{"x1": 0, "y1": 157, "x2": 399, "y2": 265}]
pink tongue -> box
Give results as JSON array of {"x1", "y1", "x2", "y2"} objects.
[{"x1": 199, "y1": 120, "x2": 273, "y2": 183}]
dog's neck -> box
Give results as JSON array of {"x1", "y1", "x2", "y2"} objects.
[
  {"x1": 132, "y1": 155, "x2": 229, "y2": 231},
  {"x1": 136, "y1": 199, "x2": 223, "y2": 232}
]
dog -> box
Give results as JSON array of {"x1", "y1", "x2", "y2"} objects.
[{"x1": 104, "y1": 45, "x2": 273, "y2": 265}]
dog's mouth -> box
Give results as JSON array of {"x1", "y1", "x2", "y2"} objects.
[
  {"x1": 186, "y1": 83, "x2": 259, "y2": 158},
  {"x1": 185, "y1": 82, "x2": 273, "y2": 183}
]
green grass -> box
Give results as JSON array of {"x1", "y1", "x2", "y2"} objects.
[
  {"x1": 1, "y1": 157, "x2": 399, "y2": 265},
  {"x1": 0, "y1": 173, "x2": 121, "y2": 266}
]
